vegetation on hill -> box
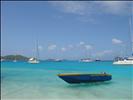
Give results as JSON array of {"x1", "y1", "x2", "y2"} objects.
[{"x1": 1, "y1": 55, "x2": 29, "y2": 61}]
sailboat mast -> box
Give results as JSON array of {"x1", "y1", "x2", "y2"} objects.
[
  {"x1": 129, "y1": 5, "x2": 133, "y2": 55},
  {"x1": 15, "y1": 54, "x2": 16, "y2": 61},
  {"x1": 36, "y1": 38, "x2": 39, "y2": 60}
]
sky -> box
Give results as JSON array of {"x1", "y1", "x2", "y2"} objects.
[{"x1": 1, "y1": 1, "x2": 133, "y2": 60}]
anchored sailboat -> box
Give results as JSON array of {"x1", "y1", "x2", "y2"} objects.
[
  {"x1": 28, "y1": 39, "x2": 40, "y2": 64},
  {"x1": 80, "y1": 49, "x2": 94, "y2": 62},
  {"x1": 80, "y1": 58, "x2": 94, "y2": 62},
  {"x1": 13, "y1": 54, "x2": 17, "y2": 62},
  {"x1": 113, "y1": 6, "x2": 133, "y2": 65}
]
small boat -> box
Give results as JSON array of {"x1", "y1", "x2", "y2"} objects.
[
  {"x1": 46, "y1": 59, "x2": 62, "y2": 62},
  {"x1": 58, "y1": 73, "x2": 112, "y2": 84},
  {"x1": 80, "y1": 58, "x2": 94, "y2": 62},
  {"x1": 54, "y1": 59, "x2": 63, "y2": 62},
  {"x1": 95, "y1": 57, "x2": 101, "y2": 61}
]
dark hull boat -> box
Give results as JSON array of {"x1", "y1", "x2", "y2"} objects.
[{"x1": 58, "y1": 73, "x2": 112, "y2": 84}]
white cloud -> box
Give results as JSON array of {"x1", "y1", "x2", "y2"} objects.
[
  {"x1": 77, "y1": 41, "x2": 85, "y2": 47},
  {"x1": 49, "y1": 1, "x2": 131, "y2": 16},
  {"x1": 48, "y1": 44, "x2": 57, "y2": 50},
  {"x1": 38, "y1": 45, "x2": 43, "y2": 51},
  {"x1": 50, "y1": 1, "x2": 88, "y2": 15},
  {"x1": 112, "y1": 38, "x2": 123, "y2": 44},
  {"x1": 97, "y1": 50, "x2": 113, "y2": 57},
  {"x1": 68, "y1": 45, "x2": 73, "y2": 48},
  {"x1": 78, "y1": 42, "x2": 93, "y2": 50},
  {"x1": 98, "y1": 1, "x2": 130, "y2": 15},
  {"x1": 79, "y1": 41, "x2": 85, "y2": 45},
  {"x1": 77, "y1": 16, "x2": 96, "y2": 23},
  {"x1": 85, "y1": 45, "x2": 93, "y2": 50},
  {"x1": 61, "y1": 47, "x2": 66, "y2": 52},
  {"x1": 103, "y1": 50, "x2": 113, "y2": 54}
]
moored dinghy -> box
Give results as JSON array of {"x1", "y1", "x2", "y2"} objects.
[{"x1": 58, "y1": 73, "x2": 112, "y2": 84}]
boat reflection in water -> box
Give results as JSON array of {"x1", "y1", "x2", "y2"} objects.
[{"x1": 58, "y1": 73, "x2": 112, "y2": 84}]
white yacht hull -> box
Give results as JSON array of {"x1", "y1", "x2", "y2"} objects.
[
  {"x1": 80, "y1": 60, "x2": 94, "y2": 62},
  {"x1": 28, "y1": 60, "x2": 39, "y2": 64},
  {"x1": 113, "y1": 60, "x2": 133, "y2": 65},
  {"x1": 13, "y1": 60, "x2": 17, "y2": 62}
]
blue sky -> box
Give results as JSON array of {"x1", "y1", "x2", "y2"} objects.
[{"x1": 1, "y1": 1, "x2": 133, "y2": 60}]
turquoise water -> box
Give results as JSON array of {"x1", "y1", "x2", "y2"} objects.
[{"x1": 1, "y1": 61, "x2": 133, "y2": 100}]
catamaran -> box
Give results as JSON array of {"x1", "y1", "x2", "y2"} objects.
[
  {"x1": 28, "y1": 40, "x2": 40, "y2": 64},
  {"x1": 113, "y1": 6, "x2": 133, "y2": 65},
  {"x1": 113, "y1": 57, "x2": 133, "y2": 65}
]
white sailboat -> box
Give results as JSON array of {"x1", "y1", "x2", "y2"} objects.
[
  {"x1": 80, "y1": 51, "x2": 94, "y2": 62},
  {"x1": 1, "y1": 58, "x2": 4, "y2": 62},
  {"x1": 80, "y1": 58, "x2": 94, "y2": 62},
  {"x1": 113, "y1": 6, "x2": 133, "y2": 65},
  {"x1": 13, "y1": 59, "x2": 17, "y2": 62},
  {"x1": 28, "y1": 57, "x2": 39, "y2": 64},
  {"x1": 28, "y1": 40, "x2": 40, "y2": 64},
  {"x1": 13, "y1": 55, "x2": 17, "y2": 62}
]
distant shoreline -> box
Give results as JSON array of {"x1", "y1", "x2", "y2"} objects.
[{"x1": 1, "y1": 55, "x2": 113, "y2": 62}]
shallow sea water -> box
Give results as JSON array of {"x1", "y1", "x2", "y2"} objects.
[{"x1": 1, "y1": 61, "x2": 133, "y2": 100}]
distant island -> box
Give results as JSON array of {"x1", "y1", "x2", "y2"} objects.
[
  {"x1": 1, "y1": 55, "x2": 113, "y2": 62},
  {"x1": 1, "y1": 55, "x2": 29, "y2": 61}
]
